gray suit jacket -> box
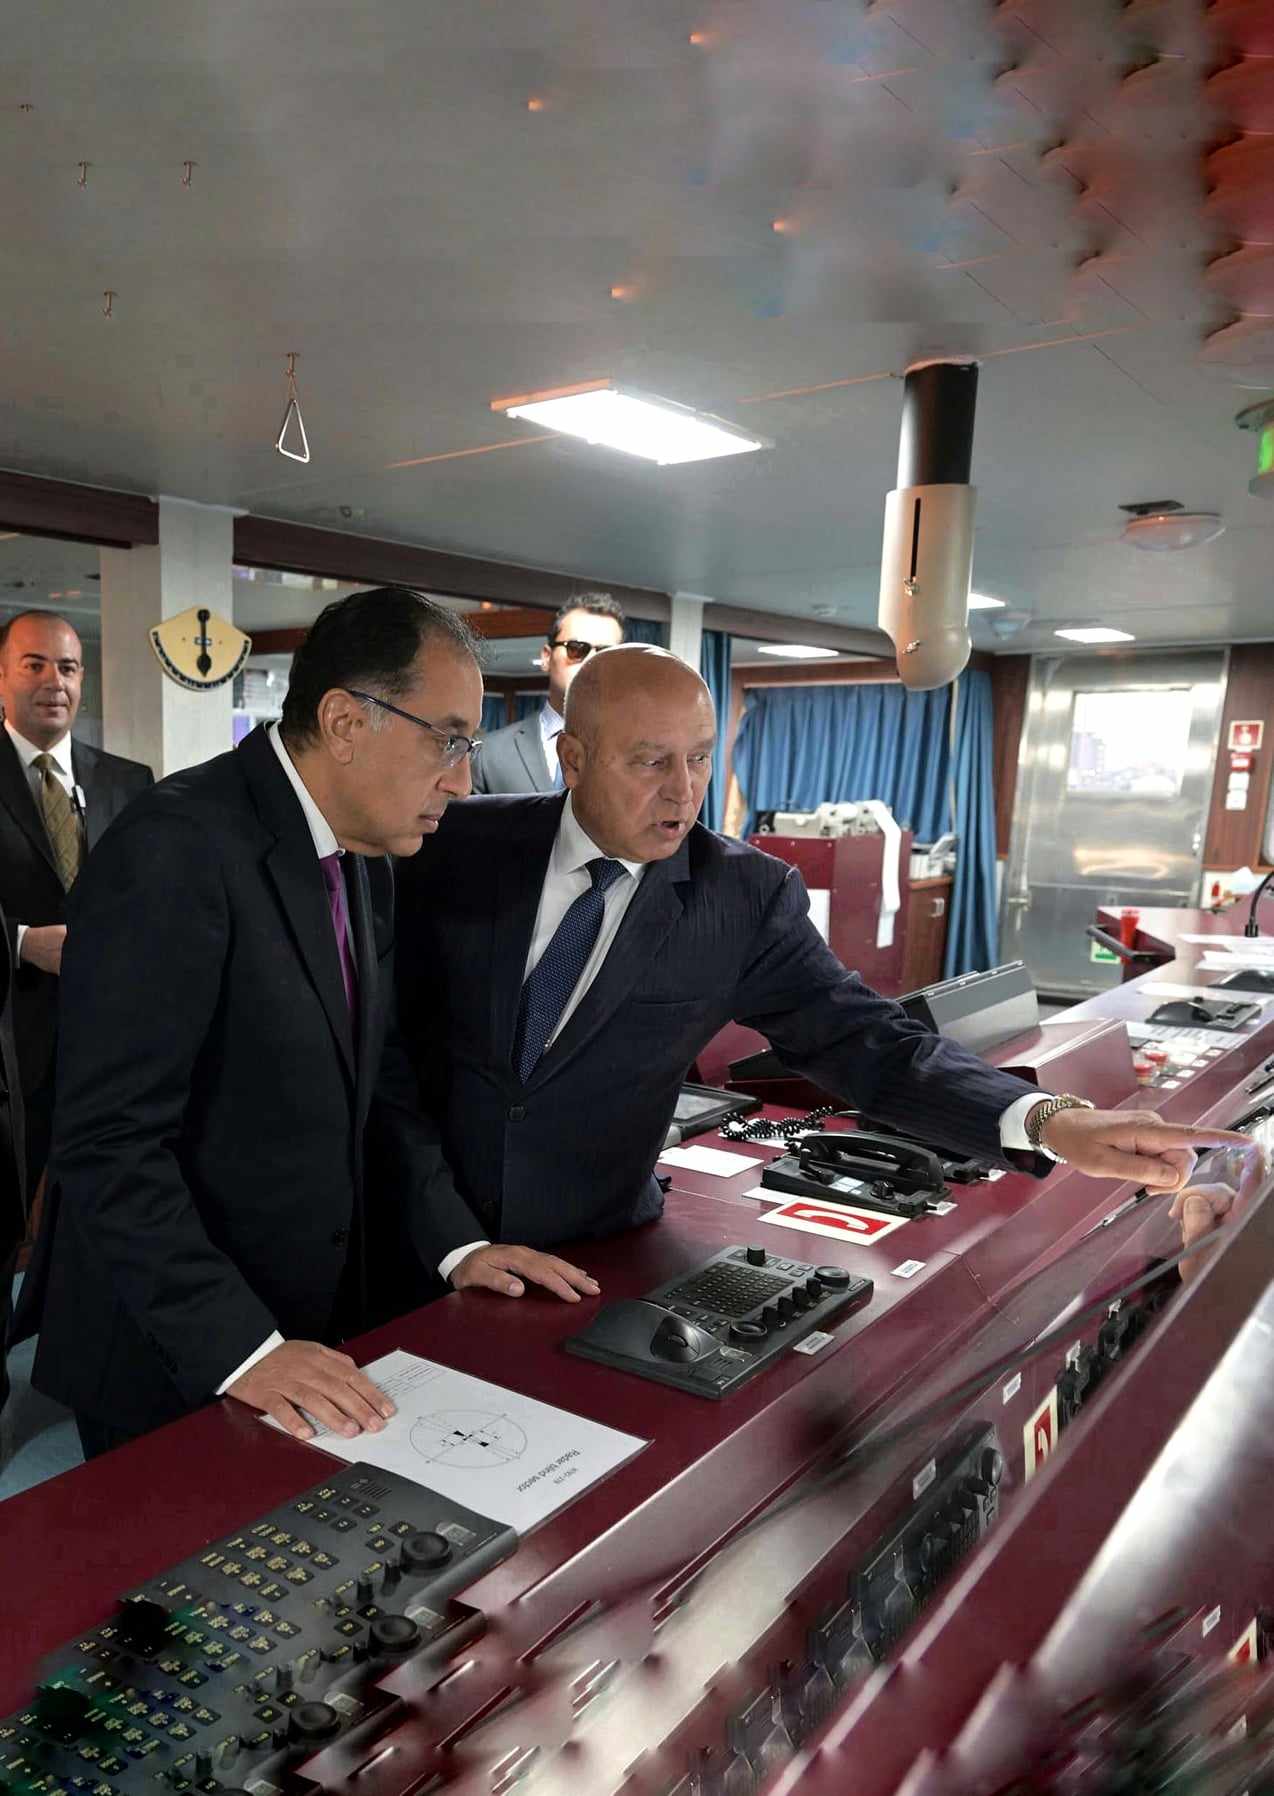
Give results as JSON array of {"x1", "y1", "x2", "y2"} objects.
[{"x1": 472, "y1": 713, "x2": 557, "y2": 795}]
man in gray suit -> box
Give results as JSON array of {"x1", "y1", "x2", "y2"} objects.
[{"x1": 472, "y1": 593, "x2": 624, "y2": 794}]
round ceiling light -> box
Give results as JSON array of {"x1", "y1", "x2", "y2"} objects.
[{"x1": 1119, "y1": 504, "x2": 1226, "y2": 551}]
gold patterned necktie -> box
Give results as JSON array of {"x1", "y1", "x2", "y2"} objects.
[{"x1": 32, "y1": 753, "x2": 83, "y2": 891}]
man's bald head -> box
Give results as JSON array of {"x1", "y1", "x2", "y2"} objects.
[
  {"x1": 564, "y1": 643, "x2": 709, "y2": 745},
  {"x1": 558, "y1": 644, "x2": 718, "y2": 863}
]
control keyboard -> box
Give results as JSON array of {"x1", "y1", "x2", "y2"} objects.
[
  {"x1": 564, "y1": 1246, "x2": 872, "y2": 1397},
  {"x1": 0, "y1": 1462, "x2": 515, "y2": 1796}
]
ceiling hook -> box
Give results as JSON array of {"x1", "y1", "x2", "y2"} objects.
[{"x1": 275, "y1": 352, "x2": 311, "y2": 463}]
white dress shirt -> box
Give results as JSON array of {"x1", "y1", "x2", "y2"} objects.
[
  {"x1": 538, "y1": 701, "x2": 564, "y2": 788},
  {"x1": 216, "y1": 725, "x2": 342, "y2": 1396},
  {"x1": 522, "y1": 794, "x2": 647, "y2": 1030},
  {"x1": 437, "y1": 796, "x2": 648, "y2": 1282},
  {"x1": 6, "y1": 722, "x2": 78, "y2": 962}
]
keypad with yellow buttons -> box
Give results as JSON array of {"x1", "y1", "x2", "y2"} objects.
[{"x1": 0, "y1": 1464, "x2": 515, "y2": 1796}]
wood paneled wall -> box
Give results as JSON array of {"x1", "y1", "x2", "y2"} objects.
[{"x1": 989, "y1": 655, "x2": 1030, "y2": 858}]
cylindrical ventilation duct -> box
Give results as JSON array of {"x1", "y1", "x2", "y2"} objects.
[{"x1": 878, "y1": 359, "x2": 979, "y2": 691}]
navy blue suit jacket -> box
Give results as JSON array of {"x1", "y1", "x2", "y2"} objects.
[{"x1": 394, "y1": 795, "x2": 1048, "y2": 1253}]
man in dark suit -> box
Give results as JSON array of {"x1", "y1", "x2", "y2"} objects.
[
  {"x1": 0, "y1": 902, "x2": 26, "y2": 1423},
  {"x1": 472, "y1": 593, "x2": 624, "y2": 794},
  {"x1": 0, "y1": 609, "x2": 152, "y2": 1193},
  {"x1": 395, "y1": 646, "x2": 1243, "y2": 1275},
  {"x1": 33, "y1": 587, "x2": 594, "y2": 1458}
]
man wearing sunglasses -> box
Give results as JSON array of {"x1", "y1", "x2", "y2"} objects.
[
  {"x1": 32, "y1": 587, "x2": 592, "y2": 1457},
  {"x1": 471, "y1": 593, "x2": 624, "y2": 795}
]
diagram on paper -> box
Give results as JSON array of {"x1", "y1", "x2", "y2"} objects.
[
  {"x1": 411, "y1": 1410, "x2": 528, "y2": 1470},
  {"x1": 267, "y1": 1348, "x2": 647, "y2": 1534}
]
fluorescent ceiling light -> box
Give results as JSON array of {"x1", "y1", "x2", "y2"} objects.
[
  {"x1": 968, "y1": 592, "x2": 1006, "y2": 610},
  {"x1": 756, "y1": 643, "x2": 840, "y2": 660},
  {"x1": 1054, "y1": 626, "x2": 1136, "y2": 644},
  {"x1": 491, "y1": 380, "x2": 768, "y2": 466}
]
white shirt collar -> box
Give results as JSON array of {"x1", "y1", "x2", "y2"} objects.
[
  {"x1": 267, "y1": 722, "x2": 341, "y2": 860},
  {"x1": 538, "y1": 701, "x2": 563, "y2": 742},
  {"x1": 6, "y1": 720, "x2": 74, "y2": 779},
  {"x1": 553, "y1": 793, "x2": 645, "y2": 884}
]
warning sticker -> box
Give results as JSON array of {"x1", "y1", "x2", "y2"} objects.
[
  {"x1": 1229, "y1": 1618, "x2": 1259, "y2": 1664},
  {"x1": 759, "y1": 1199, "x2": 910, "y2": 1246},
  {"x1": 1024, "y1": 1388, "x2": 1059, "y2": 1481}
]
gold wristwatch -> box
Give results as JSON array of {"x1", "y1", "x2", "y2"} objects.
[{"x1": 1024, "y1": 1093, "x2": 1095, "y2": 1152}]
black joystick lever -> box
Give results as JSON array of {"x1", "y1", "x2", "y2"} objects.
[
  {"x1": 401, "y1": 1530, "x2": 451, "y2": 1572},
  {"x1": 288, "y1": 1701, "x2": 341, "y2": 1745},
  {"x1": 115, "y1": 1597, "x2": 171, "y2": 1654},
  {"x1": 368, "y1": 1615, "x2": 422, "y2": 1657},
  {"x1": 34, "y1": 1685, "x2": 91, "y2": 1742}
]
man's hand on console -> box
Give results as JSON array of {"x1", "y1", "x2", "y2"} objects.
[
  {"x1": 226, "y1": 1340, "x2": 396, "y2": 1442},
  {"x1": 1037, "y1": 1108, "x2": 1251, "y2": 1192},
  {"x1": 1168, "y1": 1182, "x2": 1235, "y2": 1285},
  {"x1": 451, "y1": 1243, "x2": 601, "y2": 1303}
]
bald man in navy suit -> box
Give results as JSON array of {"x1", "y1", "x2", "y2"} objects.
[{"x1": 395, "y1": 646, "x2": 1246, "y2": 1281}]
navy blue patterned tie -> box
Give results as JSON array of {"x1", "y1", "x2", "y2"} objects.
[{"x1": 514, "y1": 856, "x2": 626, "y2": 1082}]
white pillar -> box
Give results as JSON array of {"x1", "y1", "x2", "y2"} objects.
[
  {"x1": 99, "y1": 497, "x2": 238, "y2": 776},
  {"x1": 668, "y1": 592, "x2": 708, "y2": 668}
]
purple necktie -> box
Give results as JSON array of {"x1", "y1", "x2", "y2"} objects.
[{"x1": 319, "y1": 852, "x2": 358, "y2": 1018}]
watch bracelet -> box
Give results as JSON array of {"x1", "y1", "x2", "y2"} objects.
[{"x1": 1025, "y1": 1093, "x2": 1094, "y2": 1149}]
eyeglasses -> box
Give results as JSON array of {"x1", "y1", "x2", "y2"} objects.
[
  {"x1": 344, "y1": 689, "x2": 482, "y2": 768},
  {"x1": 548, "y1": 637, "x2": 605, "y2": 664}
]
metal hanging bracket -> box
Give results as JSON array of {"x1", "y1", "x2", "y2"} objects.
[{"x1": 274, "y1": 352, "x2": 310, "y2": 463}]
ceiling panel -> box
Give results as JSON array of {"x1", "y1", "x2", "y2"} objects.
[{"x1": 0, "y1": 0, "x2": 1271, "y2": 657}]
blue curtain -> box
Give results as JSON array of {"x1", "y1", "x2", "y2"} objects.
[
  {"x1": 699, "y1": 629, "x2": 732, "y2": 832},
  {"x1": 732, "y1": 672, "x2": 997, "y2": 977},
  {"x1": 944, "y1": 671, "x2": 998, "y2": 981},
  {"x1": 480, "y1": 694, "x2": 507, "y2": 735},
  {"x1": 625, "y1": 617, "x2": 667, "y2": 647},
  {"x1": 515, "y1": 692, "x2": 543, "y2": 722}
]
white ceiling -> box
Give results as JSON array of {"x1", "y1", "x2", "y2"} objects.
[{"x1": 1, "y1": 0, "x2": 1271, "y2": 654}]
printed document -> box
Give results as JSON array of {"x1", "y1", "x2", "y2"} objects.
[{"x1": 268, "y1": 1349, "x2": 646, "y2": 1534}]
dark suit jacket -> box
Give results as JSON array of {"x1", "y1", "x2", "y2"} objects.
[
  {"x1": 0, "y1": 904, "x2": 25, "y2": 1268},
  {"x1": 32, "y1": 725, "x2": 464, "y2": 1435},
  {"x1": 394, "y1": 795, "x2": 1049, "y2": 1253},
  {"x1": 471, "y1": 713, "x2": 557, "y2": 795},
  {"x1": 0, "y1": 727, "x2": 153, "y2": 1097}
]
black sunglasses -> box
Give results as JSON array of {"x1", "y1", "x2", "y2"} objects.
[{"x1": 548, "y1": 638, "x2": 606, "y2": 664}]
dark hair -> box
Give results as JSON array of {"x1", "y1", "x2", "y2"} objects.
[
  {"x1": 280, "y1": 587, "x2": 479, "y2": 748},
  {"x1": 548, "y1": 591, "x2": 625, "y2": 643},
  {"x1": 0, "y1": 609, "x2": 80, "y2": 654}
]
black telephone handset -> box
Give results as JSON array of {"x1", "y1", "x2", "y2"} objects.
[{"x1": 798, "y1": 1130, "x2": 947, "y2": 1197}]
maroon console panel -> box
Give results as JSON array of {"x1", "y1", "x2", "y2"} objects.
[{"x1": 3, "y1": 913, "x2": 1272, "y2": 1796}]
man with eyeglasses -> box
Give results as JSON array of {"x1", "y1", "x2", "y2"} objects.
[
  {"x1": 471, "y1": 593, "x2": 624, "y2": 794},
  {"x1": 32, "y1": 588, "x2": 593, "y2": 1457}
]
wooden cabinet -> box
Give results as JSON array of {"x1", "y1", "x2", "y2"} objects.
[
  {"x1": 747, "y1": 830, "x2": 914, "y2": 995},
  {"x1": 900, "y1": 876, "x2": 952, "y2": 994}
]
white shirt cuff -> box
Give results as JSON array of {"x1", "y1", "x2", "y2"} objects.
[
  {"x1": 439, "y1": 1241, "x2": 491, "y2": 1284},
  {"x1": 217, "y1": 1330, "x2": 284, "y2": 1396},
  {"x1": 999, "y1": 1092, "x2": 1057, "y2": 1160},
  {"x1": 14, "y1": 923, "x2": 28, "y2": 960}
]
